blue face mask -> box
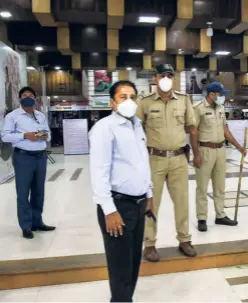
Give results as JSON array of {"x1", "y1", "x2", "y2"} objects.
[
  {"x1": 21, "y1": 97, "x2": 35, "y2": 107},
  {"x1": 215, "y1": 95, "x2": 225, "y2": 106}
]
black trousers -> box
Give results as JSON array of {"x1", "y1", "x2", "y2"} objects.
[{"x1": 97, "y1": 196, "x2": 146, "y2": 302}]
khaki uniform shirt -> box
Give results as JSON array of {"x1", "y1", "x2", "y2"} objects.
[
  {"x1": 194, "y1": 98, "x2": 226, "y2": 143},
  {"x1": 136, "y1": 91, "x2": 196, "y2": 151}
]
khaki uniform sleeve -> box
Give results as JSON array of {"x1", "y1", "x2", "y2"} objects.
[
  {"x1": 185, "y1": 96, "x2": 196, "y2": 127},
  {"x1": 136, "y1": 99, "x2": 145, "y2": 122},
  {"x1": 194, "y1": 106, "x2": 201, "y2": 128}
]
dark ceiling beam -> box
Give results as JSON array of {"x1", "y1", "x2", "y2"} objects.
[
  {"x1": 233, "y1": 35, "x2": 248, "y2": 59},
  {"x1": 170, "y1": 0, "x2": 193, "y2": 31},
  {"x1": 228, "y1": 0, "x2": 248, "y2": 34},
  {"x1": 194, "y1": 29, "x2": 211, "y2": 58},
  {"x1": 107, "y1": 0, "x2": 124, "y2": 29},
  {"x1": 32, "y1": 0, "x2": 56, "y2": 27}
]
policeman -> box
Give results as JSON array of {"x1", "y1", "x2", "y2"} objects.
[
  {"x1": 137, "y1": 64, "x2": 199, "y2": 262},
  {"x1": 193, "y1": 82, "x2": 247, "y2": 232}
]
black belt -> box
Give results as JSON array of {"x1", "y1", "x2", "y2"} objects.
[
  {"x1": 14, "y1": 147, "x2": 46, "y2": 156},
  {"x1": 112, "y1": 191, "x2": 147, "y2": 204}
]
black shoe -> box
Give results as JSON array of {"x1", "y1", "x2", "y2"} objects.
[
  {"x1": 215, "y1": 216, "x2": 238, "y2": 226},
  {"x1": 32, "y1": 224, "x2": 56, "y2": 232},
  {"x1": 198, "y1": 220, "x2": 207, "y2": 232},
  {"x1": 23, "y1": 228, "x2": 34, "y2": 239}
]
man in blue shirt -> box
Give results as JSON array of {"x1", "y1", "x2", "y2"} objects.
[
  {"x1": 89, "y1": 80, "x2": 154, "y2": 302},
  {"x1": 1, "y1": 86, "x2": 55, "y2": 239}
]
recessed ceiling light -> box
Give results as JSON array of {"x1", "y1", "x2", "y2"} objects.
[
  {"x1": 128, "y1": 49, "x2": 144, "y2": 53},
  {"x1": 0, "y1": 11, "x2": 12, "y2": 18},
  {"x1": 92, "y1": 52, "x2": 99, "y2": 56},
  {"x1": 215, "y1": 51, "x2": 230, "y2": 55},
  {"x1": 54, "y1": 96, "x2": 58, "y2": 98},
  {"x1": 230, "y1": 99, "x2": 234, "y2": 101},
  {"x1": 138, "y1": 16, "x2": 160, "y2": 24},
  {"x1": 55, "y1": 66, "x2": 61, "y2": 70},
  {"x1": 62, "y1": 100, "x2": 66, "y2": 102},
  {"x1": 27, "y1": 66, "x2": 35, "y2": 70},
  {"x1": 191, "y1": 68, "x2": 197, "y2": 72},
  {"x1": 126, "y1": 67, "x2": 132, "y2": 71},
  {"x1": 35, "y1": 46, "x2": 43, "y2": 52}
]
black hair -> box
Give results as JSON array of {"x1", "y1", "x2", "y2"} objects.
[
  {"x1": 109, "y1": 80, "x2": 138, "y2": 99},
  {"x1": 19, "y1": 86, "x2": 37, "y2": 98}
]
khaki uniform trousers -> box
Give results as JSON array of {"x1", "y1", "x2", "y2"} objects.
[
  {"x1": 144, "y1": 154, "x2": 191, "y2": 247},
  {"x1": 195, "y1": 146, "x2": 226, "y2": 220}
]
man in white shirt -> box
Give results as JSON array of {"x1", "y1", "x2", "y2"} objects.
[{"x1": 89, "y1": 80, "x2": 154, "y2": 303}]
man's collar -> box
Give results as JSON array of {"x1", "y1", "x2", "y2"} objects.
[
  {"x1": 204, "y1": 98, "x2": 219, "y2": 108},
  {"x1": 154, "y1": 91, "x2": 178, "y2": 101},
  {"x1": 20, "y1": 107, "x2": 38, "y2": 115},
  {"x1": 112, "y1": 111, "x2": 140, "y2": 126}
]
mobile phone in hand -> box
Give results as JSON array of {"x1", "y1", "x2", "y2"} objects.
[{"x1": 145, "y1": 210, "x2": 157, "y2": 222}]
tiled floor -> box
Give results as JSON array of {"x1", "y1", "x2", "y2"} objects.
[
  {"x1": 0, "y1": 148, "x2": 248, "y2": 260},
  {"x1": 1, "y1": 148, "x2": 248, "y2": 302}
]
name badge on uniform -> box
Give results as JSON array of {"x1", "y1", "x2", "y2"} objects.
[
  {"x1": 150, "y1": 110, "x2": 160, "y2": 113},
  {"x1": 205, "y1": 113, "x2": 212, "y2": 116}
]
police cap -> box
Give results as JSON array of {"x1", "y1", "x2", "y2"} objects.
[{"x1": 155, "y1": 64, "x2": 175, "y2": 76}]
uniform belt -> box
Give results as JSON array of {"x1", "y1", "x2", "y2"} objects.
[
  {"x1": 199, "y1": 142, "x2": 224, "y2": 149},
  {"x1": 14, "y1": 147, "x2": 46, "y2": 156},
  {"x1": 147, "y1": 147, "x2": 185, "y2": 157},
  {"x1": 111, "y1": 191, "x2": 147, "y2": 204}
]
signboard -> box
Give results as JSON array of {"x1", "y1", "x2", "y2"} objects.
[
  {"x1": 49, "y1": 105, "x2": 89, "y2": 111},
  {"x1": 227, "y1": 120, "x2": 248, "y2": 147},
  {"x1": 90, "y1": 95, "x2": 110, "y2": 107},
  {"x1": 63, "y1": 119, "x2": 89, "y2": 155}
]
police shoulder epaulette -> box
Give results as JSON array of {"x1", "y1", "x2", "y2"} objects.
[
  {"x1": 141, "y1": 92, "x2": 155, "y2": 100},
  {"x1": 174, "y1": 91, "x2": 188, "y2": 96},
  {"x1": 193, "y1": 101, "x2": 203, "y2": 108}
]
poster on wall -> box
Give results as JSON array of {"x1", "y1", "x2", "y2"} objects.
[
  {"x1": 94, "y1": 70, "x2": 112, "y2": 94},
  {"x1": 186, "y1": 71, "x2": 207, "y2": 95},
  {"x1": 63, "y1": 119, "x2": 89, "y2": 155},
  {"x1": 0, "y1": 42, "x2": 21, "y2": 183}
]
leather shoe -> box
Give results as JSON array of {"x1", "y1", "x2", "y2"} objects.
[
  {"x1": 215, "y1": 216, "x2": 238, "y2": 226},
  {"x1": 198, "y1": 220, "x2": 207, "y2": 232},
  {"x1": 179, "y1": 242, "x2": 197, "y2": 257},
  {"x1": 144, "y1": 246, "x2": 160, "y2": 262},
  {"x1": 32, "y1": 224, "x2": 56, "y2": 232},
  {"x1": 23, "y1": 228, "x2": 34, "y2": 239}
]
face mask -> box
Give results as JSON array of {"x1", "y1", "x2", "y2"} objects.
[
  {"x1": 21, "y1": 97, "x2": 35, "y2": 107},
  {"x1": 215, "y1": 95, "x2": 225, "y2": 105},
  {"x1": 117, "y1": 98, "x2": 137, "y2": 118},
  {"x1": 158, "y1": 77, "x2": 173, "y2": 92}
]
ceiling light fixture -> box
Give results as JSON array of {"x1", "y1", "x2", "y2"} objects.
[
  {"x1": 54, "y1": 96, "x2": 58, "y2": 99},
  {"x1": 191, "y1": 68, "x2": 197, "y2": 72},
  {"x1": 206, "y1": 22, "x2": 213, "y2": 37},
  {"x1": 35, "y1": 46, "x2": 43, "y2": 52},
  {"x1": 55, "y1": 66, "x2": 61, "y2": 70},
  {"x1": 215, "y1": 51, "x2": 230, "y2": 55},
  {"x1": 128, "y1": 49, "x2": 144, "y2": 53},
  {"x1": 126, "y1": 67, "x2": 132, "y2": 71},
  {"x1": 0, "y1": 11, "x2": 12, "y2": 18},
  {"x1": 27, "y1": 66, "x2": 35, "y2": 70},
  {"x1": 62, "y1": 100, "x2": 66, "y2": 102},
  {"x1": 138, "y1": 16, "x2": 160, "y2": 24}
]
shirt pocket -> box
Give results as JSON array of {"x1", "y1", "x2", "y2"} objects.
[
  {"x1": 147, "y1": 111, "x2": 163, "y2": 128},
  {"x1": 173, "y1": 109, "x2": 185, "y2": 125},
  {"x1": 203, "y1": 113, "x2": 214, "y2": 125}
]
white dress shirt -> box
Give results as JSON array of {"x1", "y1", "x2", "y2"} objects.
[
  {"x1": 1, "y1": 108, "x2": 51, "y2": 151},
  {"x1": 89, "y1": 111, "x2": 153, "y2": 215}
]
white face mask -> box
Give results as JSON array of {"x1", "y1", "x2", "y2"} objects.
[
  {"x1": 117, "y1": 98, "x2": 137, "y2": 118},
  {"x1": 215, "y1": 95, "x2": 225, "y2": 105},
  {"x1": 158, "y1": 77, "x2": 173, "y2": 92}
]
